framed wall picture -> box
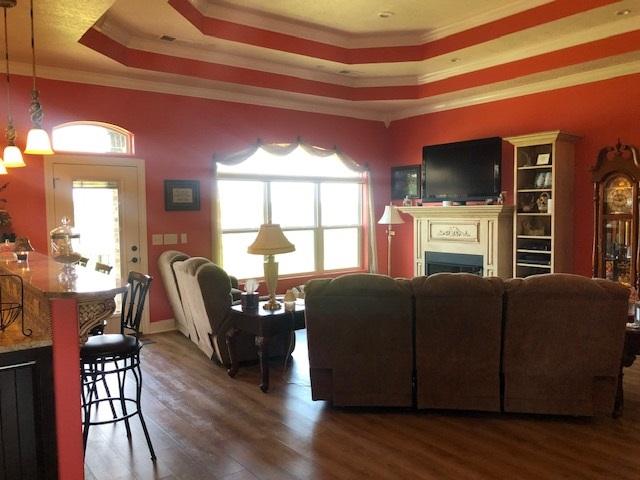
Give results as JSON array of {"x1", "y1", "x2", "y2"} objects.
[
  {"x1": 391, "y1": 165, "x2": 421, "y2": 199},
  {"x1": 164, "y1": 180, "x2": 200, "y2": 211},
  {"x1": 536, "y1": 153, "x2": 551, "y2": 165}
]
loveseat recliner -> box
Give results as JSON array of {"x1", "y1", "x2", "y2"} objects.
[
  {"x1": 305, "y1": 272, "x2": 628, "y2": 416},
  {"x1": 158, "y1": 251, "x2": 290, "y2": 365},
  {"x1": 306, "y1": 274, "x2": 413, "y2": 406}
]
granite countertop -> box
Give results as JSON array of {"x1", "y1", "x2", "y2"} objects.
[
  {"x1": 0, "y1": 323, "x2": 52, "y2": 353},
  {"x1": 0, "y1": 251, "x2": 127, "y2": 352},
  {"x1": 0, "y1": 251, "x2": 127, "y2": 300}
]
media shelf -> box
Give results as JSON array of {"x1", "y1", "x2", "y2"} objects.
[{"x1": 507, "y1": 131, "x2": 580, "y2": 278}]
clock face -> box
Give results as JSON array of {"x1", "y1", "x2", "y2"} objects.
[{"x1": 605, "y1": 176, "x2": 633, "y2": 214}]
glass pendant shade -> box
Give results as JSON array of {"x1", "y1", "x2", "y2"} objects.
[
  {"x1": 0, "y1": 160, "x2": 7, "y2": 175},
  {"x1": 3, "y1": 145, "x2": 25, "y2": 168},
  {"x1": 25, "y1": 127, "x2": 53, "y2": 155}
]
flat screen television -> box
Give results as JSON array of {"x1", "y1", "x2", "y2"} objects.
[{"x1": 422, "y1": 137, "x2": 502, "y2": 203}]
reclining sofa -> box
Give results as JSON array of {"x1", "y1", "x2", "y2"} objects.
[
  {"x1": 158, "y1": 250, "x2": 290, "y2": 365},
  {"x1": 306, "y1": 272, "x2": 628, "y2": 417}
]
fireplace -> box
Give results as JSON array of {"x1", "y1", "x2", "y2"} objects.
[
  {"x1": 398, "y1": 205, "x2": 514, "y2": 278},
  {"x1": 425, "y1": 251, "x2": 483, "y2": 276}
]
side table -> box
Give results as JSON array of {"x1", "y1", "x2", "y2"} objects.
[
  {"x1": 226, "y1": 300, "x2": 305, "y2": 392},
  {"x1": 614, "y1": 325, "x2": 640, "y2": 417}
]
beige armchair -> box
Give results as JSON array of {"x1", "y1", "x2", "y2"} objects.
[
  {"x1": 503, "y1": 273, "x2": 628, "y2": 416},
  {"x1": 170, "y1": 257, "x2": 290, "y2": 365},
  {"x1": 306, "y1": 274, "x2": 414, "y2": 407},
  {"x1": 157, "y1": 250, "x2": 190, "y2": 337}
]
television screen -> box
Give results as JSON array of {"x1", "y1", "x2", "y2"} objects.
[{"x1": 422, "y1": 137, "x2": 501, "y2": 202}]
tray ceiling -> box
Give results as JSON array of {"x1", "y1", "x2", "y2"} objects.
[{"x1": 5, "y1": 0, "x2": 640, "y2": 122}]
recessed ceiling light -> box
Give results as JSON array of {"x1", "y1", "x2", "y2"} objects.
[
  {"x1": 160, "y1": 35, "x2": 176, "y2": 42},
  {"x1": 378, "y1": 11, "x2": 394, "y2": 19},
  {"x1": 616, "y1": 9, "x2": 631, "y2": 15}
]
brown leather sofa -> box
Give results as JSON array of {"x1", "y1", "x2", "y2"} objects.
[{"x1": 305, "y1": 272, "x2": 628, "y2": 416}]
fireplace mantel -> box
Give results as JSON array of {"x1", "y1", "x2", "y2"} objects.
[{"x1": 399, "y1": 205, "x2": 514, "y2": 278}]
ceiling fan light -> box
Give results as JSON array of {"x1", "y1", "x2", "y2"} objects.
[
  {"x1": 3, "y1": 145, "x2": 25, "y2": 167},
  {"x1": 25, "y1": 128, "x2": 53, "y2": 155}
]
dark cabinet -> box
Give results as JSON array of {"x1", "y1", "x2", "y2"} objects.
[{"x1": 0, "y1": 346, "x2": 57, "y2": 479}]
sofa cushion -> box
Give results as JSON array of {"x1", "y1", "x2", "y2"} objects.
[
  {"x1": 412, "y1": 273, "x2": 504, "y2": 412},
  {"x1": 306, "y1": 273, "x2": 413, "y2": 407},
  {"x1": 503, "y1": 273, "x2": 628, "y2": 416}
]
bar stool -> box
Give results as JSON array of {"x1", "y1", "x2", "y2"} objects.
[{"x1": 80, "y1": 271, "x2": 156, "y2": 460}]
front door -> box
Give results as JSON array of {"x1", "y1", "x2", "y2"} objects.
[{"x1": 45, "y1": 156, "x2": 148, "y2": 331}]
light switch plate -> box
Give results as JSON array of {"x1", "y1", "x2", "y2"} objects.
[
  {"x1": 180, "y1": 233, "x2": 188, "y2": 244},
  {"x1": 163, "y1": 233, "x2": 178, "y2": 245},
  {"x1": 151, "y1": 234, "x2": 163, "y2": 246}
]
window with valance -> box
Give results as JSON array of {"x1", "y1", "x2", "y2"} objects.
[{"x1": 214, "y1": 142, "x2": 377, "y2": 279}]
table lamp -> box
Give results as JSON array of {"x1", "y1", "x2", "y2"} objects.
[
  {"x1": 247, "y1": 224, "x2": 295, "y2": 310},
  {"x1": 378, "y1": 204, "x2": 404, "y2": 275}
]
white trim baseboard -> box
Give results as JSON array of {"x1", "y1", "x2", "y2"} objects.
[{"x1": 145, "y1": 318, "x2": 177, "y2": 334}]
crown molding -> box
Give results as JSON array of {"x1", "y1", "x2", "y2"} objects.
[
  {"x1": 98, "y1": 3, "x2": 639, "y2": 94},
  {"x1": 416, "y1": 11, "x2": 640, "y2": 84},
  {"x1": 387, "y1": 58, "x2": 640, "y2": 122},
  {"x1": 11, "y1": 61, "x2": 387, "y2": 123},
  {"x1": 193, "y1": 0, "x2": 551, "y2": 48},
  {"x1": 8, "y1": 53, "x2": 639, "y2": 128}
]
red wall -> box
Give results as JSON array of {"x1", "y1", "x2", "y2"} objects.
[
  {"x1": 4, "y1": 76, "x2": 390, "y2": 323},
  {"x1": 387, "y1": 72, "x2": 640, "y2": 278},
  {"x1": 6, "y1": 71, "x2": 640, "y2": 320}
]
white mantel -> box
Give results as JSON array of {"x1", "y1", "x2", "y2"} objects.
[{"x1": 399, "y1": 205, "x2": 514, "y2": 278}]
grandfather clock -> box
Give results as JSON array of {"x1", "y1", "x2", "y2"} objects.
[{"x1": 592, "y1": 141, "x2": 640, "y2": 288}]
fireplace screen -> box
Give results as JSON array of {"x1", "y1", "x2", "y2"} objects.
[{"x1": 425, "y1": 251, "x2": 483, "y2": 276}]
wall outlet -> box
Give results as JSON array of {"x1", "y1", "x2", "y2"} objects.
[
  {"x1": 180, "y1": 233, "x2": 188, "y2": 244},
  {"x1": 163, "y1": 233, "x2": 178, "y2": 245},
  {"x1": 152, "y1": 234, "x2": 163, "y2": 246}
]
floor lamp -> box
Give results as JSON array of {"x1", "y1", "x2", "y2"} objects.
[{"x1": 378, "y1": 204, "x2": 404, "y2": 275}]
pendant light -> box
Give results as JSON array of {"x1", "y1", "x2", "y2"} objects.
[
  {"x1": 24, "y1": 0, "x2": 52, "y2": 155},
  {"x1": 1, "y1": 1, "x2": 25, "y2": 168}
]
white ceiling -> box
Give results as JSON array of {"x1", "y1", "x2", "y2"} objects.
[{"x1": 4, "y1": 0, "x2": 640, "y2": 122}]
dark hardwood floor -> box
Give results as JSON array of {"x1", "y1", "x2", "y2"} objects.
[{"x1": 84, "y1": 331, "x2": 640, "y2": 480}]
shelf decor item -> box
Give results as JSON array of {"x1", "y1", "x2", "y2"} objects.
[{"x1": 536, "y1": 153, "x2": 551, "y2": 165}]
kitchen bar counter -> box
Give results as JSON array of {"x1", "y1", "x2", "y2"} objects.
[
  {"x1": 0, "y1": 251, "x2": 127, "y2": 351},
  {"x1": 0, "y1": 251, "x2": 128, "y2": 480}
]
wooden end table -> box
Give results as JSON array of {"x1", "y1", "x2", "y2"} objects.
[
  {"x1": 614, "y1": 324, "x2": 640, "y2": 417},
  {"x1": 226, "y1": 300, "x2": 305, "y2": 392}
]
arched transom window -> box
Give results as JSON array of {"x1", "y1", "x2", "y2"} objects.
[{"x1": 52, "y1": 122, "x2": 134, "y2": 154}]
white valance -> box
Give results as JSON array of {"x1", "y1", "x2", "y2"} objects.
[{"x1": 213, "y1": 140, "x2": 378, "y2": 274}]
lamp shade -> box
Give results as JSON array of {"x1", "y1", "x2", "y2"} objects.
[
  {"x1": 3, "y1": 145, "x2": 25, "y2": 168},
  {"x1": 378, "y1": 205, "x2": 404, "y2": 225},
  {"x1": 247, "y1": 224, "x2": 295, "y2": 255},
  {"x1": 25, "y1": 128, "x2": 54, "y2": 155}
]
